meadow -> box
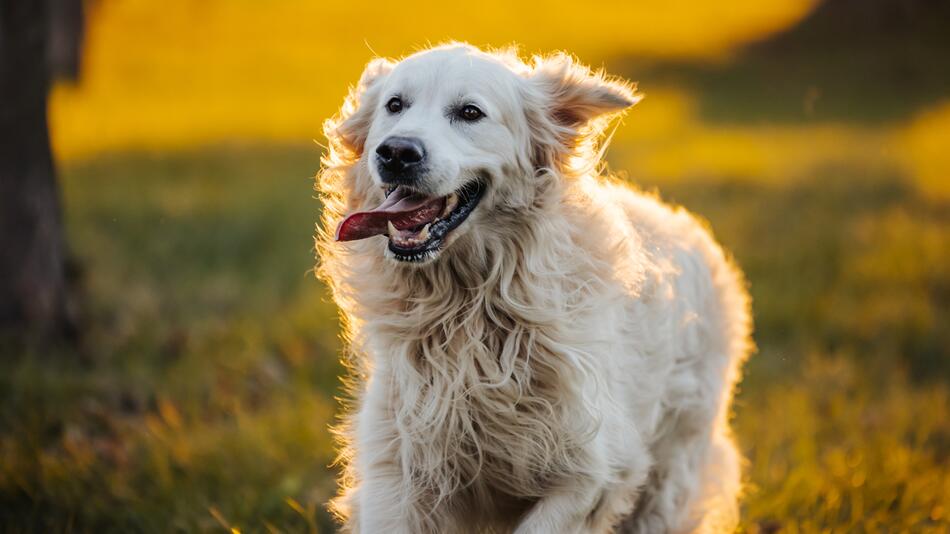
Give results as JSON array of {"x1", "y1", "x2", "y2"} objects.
[{"x1": 2, "y1": 0, "x2": 949, "y2": 532}]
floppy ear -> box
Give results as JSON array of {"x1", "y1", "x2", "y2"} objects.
[
  {"x1": 326, "y1": 57, "x2": 394, "y2": 156},
  {"x1": 529, "y1": 53, "x2": 639, "y2": 130},
  {"x1": 523, "y1": 53, "x2": 639, "y2": 175}
]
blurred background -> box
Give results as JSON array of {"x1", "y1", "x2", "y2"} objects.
[{"x1": 1, "y1": 0, "x2": 948, "y2": 531}]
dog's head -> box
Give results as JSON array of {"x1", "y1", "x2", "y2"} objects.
[{"x1": 324, "y1": 43, "x2": 638, "y2": 264}]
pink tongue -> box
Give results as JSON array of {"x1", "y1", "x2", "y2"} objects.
[{"x1": 335, "y1": 186, "x2": 446, "y2": 242}]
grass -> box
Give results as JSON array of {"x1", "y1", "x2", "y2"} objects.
[
  {"x1": 1, "y1": 146, "x2": 343, "y2": 532},
  {"x1": 1, "y1": 143, "x2": 947, "y2": 532}
]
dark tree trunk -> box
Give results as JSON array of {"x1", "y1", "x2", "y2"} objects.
[
  {"x1": 48, "y1": 0, "x2": 85, "y2": 81},
  {"x1": 0, "y1": 0, "x2": 81, "y2": 339}
]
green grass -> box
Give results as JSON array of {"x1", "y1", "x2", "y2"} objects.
[
  {"x1": 1, "y1": 146, "x2": 343, "y2": 532},
  {"x1": 1, "y1": 144, "x2": 946, "y2": 532}
]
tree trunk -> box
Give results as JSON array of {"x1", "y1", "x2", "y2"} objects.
[{"x1": 0, "y1": 0, "x2": 75, "y2": 339}]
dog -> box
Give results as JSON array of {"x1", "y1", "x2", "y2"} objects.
[{"x1": 315, "y1": 43, "x2": 752, "y2": 534}]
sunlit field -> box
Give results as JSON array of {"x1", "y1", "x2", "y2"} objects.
[{"x1": 3, "y1": 0, "x2": 949, "y2": 532}]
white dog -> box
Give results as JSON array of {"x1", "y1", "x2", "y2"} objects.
[{"x1": 316, "y1": 43, "x2": 752, "y2": 534}]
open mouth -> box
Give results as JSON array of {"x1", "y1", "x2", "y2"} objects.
[{"x1": 335, "y1": 180, "x2": 486, "y2": 262}]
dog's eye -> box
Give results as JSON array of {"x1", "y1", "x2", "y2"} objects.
[
  {"x1": 458, "y1": 105, "x2": 484, "y2": 122},
  {"x1": 386, "y1": 97, "x2": 403, "y2": 114}
]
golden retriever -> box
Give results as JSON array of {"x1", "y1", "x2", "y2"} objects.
[{"x1": 316, "y1": 43, "x2": 752, "y2": 534}]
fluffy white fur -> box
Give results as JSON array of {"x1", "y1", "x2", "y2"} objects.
[{"x1": 316, "y1": 43, "x2": 753, "y2": 533}]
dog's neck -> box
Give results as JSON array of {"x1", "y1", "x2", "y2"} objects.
[{"x1": 339, "y1": 175, "x2": 638, "y2": 351}]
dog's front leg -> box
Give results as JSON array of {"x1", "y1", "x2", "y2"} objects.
[
  {"x1": 348, "y1": 373, "x2": 416, "y2": 534},
  {"x1": 513, "y1": 484, "x2": 605, "y2": 534},
  {"x1": 353, "y1": 470, "x2": 414, "y2": 534}
]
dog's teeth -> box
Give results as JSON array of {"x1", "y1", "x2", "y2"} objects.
[
  {"x1": 418, "y1": 223, "x2": 430, "y2": 241},
  {"x1": 387, "y1": 220, "x2": 397, "y2": 236},
  {"x1": 442, "y1": 193, "x2": 458, "y2": 217}
]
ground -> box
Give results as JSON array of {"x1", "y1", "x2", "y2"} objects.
[{"x1": 1, "y1": 143, "x2": 947, "y2": 532}]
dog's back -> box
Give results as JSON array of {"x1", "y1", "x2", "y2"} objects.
[{"x1": 598, "y1": 180, "x2": 752, "y2": 532}]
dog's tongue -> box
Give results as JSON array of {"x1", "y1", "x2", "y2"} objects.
[{"x1": 335, "y1": 185, "x2": 445, "y2": 241}]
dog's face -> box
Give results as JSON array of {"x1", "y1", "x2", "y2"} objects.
[
  {"x1": 366, "y1": 48, "x2": 524, "y2": 199},
  {"x1": 331, "y1": 44, "x2": 637, "y2": 264}
]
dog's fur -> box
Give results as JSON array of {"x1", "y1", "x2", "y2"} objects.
[{"x1": 316, "y1": 43, "x2": 752, "y2": 533}]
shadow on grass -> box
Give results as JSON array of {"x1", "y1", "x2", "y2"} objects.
[{"x1": 623, "y1": 0, "x2": 950, "y2": 125}]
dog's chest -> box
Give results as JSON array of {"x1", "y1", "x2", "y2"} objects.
[{"x1": 392, "y1": 357, "x2": 581, "y2": 503}]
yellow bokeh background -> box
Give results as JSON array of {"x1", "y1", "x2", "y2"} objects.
[
  {"x1": 51, "y1": 0, "x2": 818, "y2": 158},
  {"x1": 49, "y1": 0, "x2": 948, "y2": 201}
]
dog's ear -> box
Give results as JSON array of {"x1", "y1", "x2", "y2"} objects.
[
  {"x1": 529, "y1": 53, "x2": 639, "y2": 130},
  {"x1": 524, "y1": 53, "x2": 639, "y2": 174},
  {"x1": 326, "y1": 58, "x2": 394, "y2": 156}
]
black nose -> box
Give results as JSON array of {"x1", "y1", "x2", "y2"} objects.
[{"x1": 375, "y1": 136, "x2": 426, "y2": 177}]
